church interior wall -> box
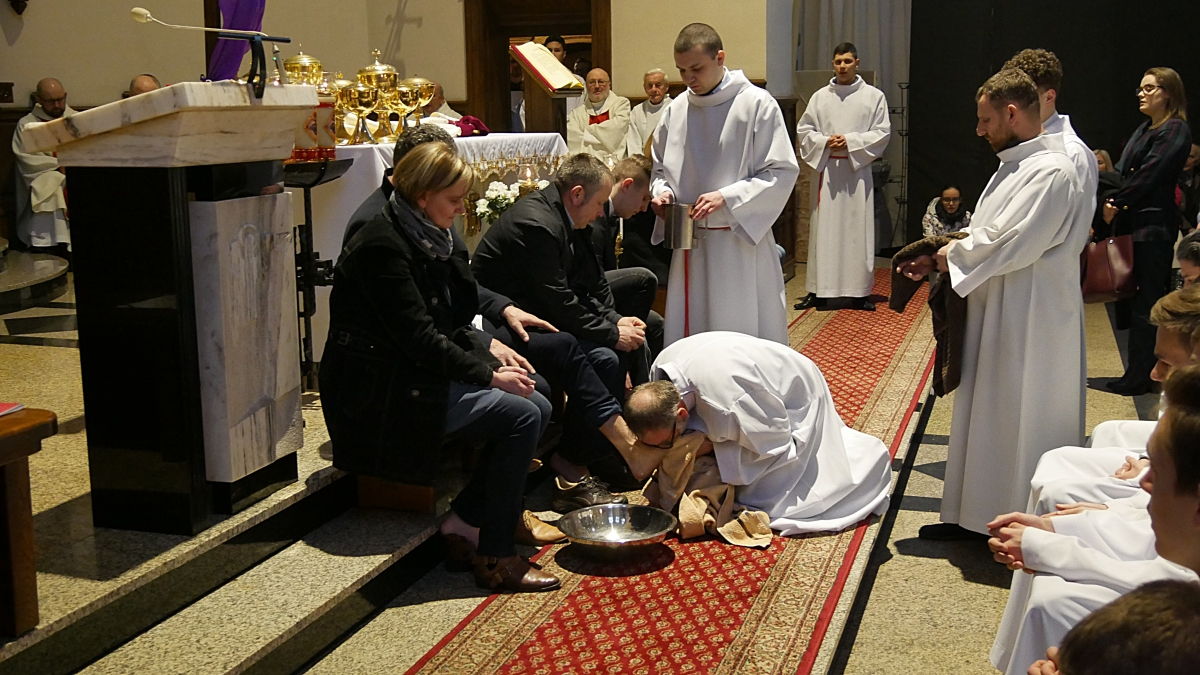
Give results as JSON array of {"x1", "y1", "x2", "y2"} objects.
[
  {"x1": 609, "y1": 0, "x2": 767, "y2": 98},
  {"x1": 0, "y1": 1, "x2": 206, "y2": 107}
]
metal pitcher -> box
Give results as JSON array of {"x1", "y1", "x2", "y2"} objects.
[{"x1": 665, "y1": 203, "x2": 699, "y2": 250}]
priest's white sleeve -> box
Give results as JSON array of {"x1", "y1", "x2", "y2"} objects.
[
  {"x1": 566, "y1": 105, "x2": 587, "y2": 153},
  {"x1": 1021, "y1": 527, "x2": 1197, "y2": 593},
  {"x1": 946, "y1": 166, "x2": 1076, "y2": 296},
  {"x1": 795, "y1": 99, "x2": 829, "y2": 172},
  {"x1": 716, "y1": 99, "x2": 800, "y2": 246},
  {"x1": 841, "y1": 94, "x2": 891, "y2": 172}
]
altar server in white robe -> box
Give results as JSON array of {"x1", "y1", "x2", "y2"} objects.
[
  {"x1": 649, "y1": 23, "x2": 799, "y2": 346},
  {"x1": 12, "y1": 77, "x2": 75, "y2": 249},
  {"x1": 987, "y1": 369, "x2": 1200, "y2": 675},
  {"x1": 795, "y1": 43, "x2": 891, "y2": 311},
  {"x1": 566, "y1": 69, "x2": 631, "y2": 158},
  {"x1": 624, "y1": 331, "x2": 892, "y2": 535},
  {"x1": 625, "y1": 69, "x2": 671, "y2": 157},
  {"x1": 899, "y1": 69, "x2": 1086, "y2": 539},
  {"x1": 1026, "y1": 287, "x2": 1200, "y2": 513}
]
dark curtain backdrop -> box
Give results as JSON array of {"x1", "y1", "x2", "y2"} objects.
[{"x1": 907, "y1": 0, "x2": 1200, "y2": 241}]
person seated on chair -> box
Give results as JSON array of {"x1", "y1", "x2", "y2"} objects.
[
  {"x1": 622, "y1": 331, "x2": 892, "y2": 535},
  {"x1": 921, "y1": 185, "x2": 972, "y2": 236},
  {"x1": 473, "y1": 154, "x2": 660, "y2": 489},
  {"x1": 566, "y1": 68, "x2": 631, "y2": 159},
  {"x1": 320, "y1": 142, "x2": 560, "y2": 593},
  {"x1": 345, "y1": 125, "x2": 645, "y2": 512},
  {"x1": 1022, "y1": 366, "x2": 1200, "y2": 675},
  {"x1": 588, "y1": 154, "x2": 667, "y2": 377},
  {"x1": 123, "y1": 73, "x2": 162, "y2": 98}
]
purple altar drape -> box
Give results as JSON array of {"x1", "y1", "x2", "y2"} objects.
[{"x1": 206, "y1": 0, "x2": 268, "y2": 80}]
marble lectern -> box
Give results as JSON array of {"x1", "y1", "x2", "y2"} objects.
[{"x1": 23, "y1": 82, "x2": 316, "y2": 534}]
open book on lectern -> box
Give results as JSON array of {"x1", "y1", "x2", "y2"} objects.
[{"x1": 510, "y1": 41, "x2": 585, "y2": 98}]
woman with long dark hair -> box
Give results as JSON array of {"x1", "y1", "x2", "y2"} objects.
[
  {"x1": 921, "y1": 185, "x2": 972, "y2": 236},
  {"x1": 1103, "y1": 67, "x2": 1192, "y2": 396}
]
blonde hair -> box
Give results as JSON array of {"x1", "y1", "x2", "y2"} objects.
[
  {"x1": 392, "y1": 142, "x2": 473, "y2": 205},
  {"x1": 1150, "y1": 285, "x2": 1200, "y2": 356}
]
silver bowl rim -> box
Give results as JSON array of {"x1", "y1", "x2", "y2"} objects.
[{"x1": 557, "y1": 503, "x2": 678, "y2": 549}]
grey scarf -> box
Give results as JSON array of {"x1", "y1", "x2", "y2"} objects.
[{"x1": 389, "y1": 190, "x2": 453, "y2": 260}]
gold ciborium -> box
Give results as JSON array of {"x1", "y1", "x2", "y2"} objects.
[
  {"x1": 358, "y1": 49, "x2": 399, "y2": 141},
  {"x1": 283, "y1": 48, "x2": 323, "y2": 86},
  {"x1": 331, "y1": 72, "x2": 356, "y2": 145},
  {"x1": 402, "y1": 76, "x2": 437, "y2": 124},
  {"x1": 341, "y1": 81, "x2": 381, "y2": 145}
]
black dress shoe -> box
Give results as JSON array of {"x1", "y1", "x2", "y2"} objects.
[
  {"x1": 918, "y1": 523, "x2": 987, "y2": 541},
  {"x1": 850, "y1": 297, "x2": 876, "y2": 311},
  {"x1": 1104, "y1": 379, "x2": 1153, "y2": 397},
  {"x1": 551, "y1": 475, "x2": 629, "y2": 513},
  {"x1": 794, "y1": 293, "x2": 826, "y2": 310}
]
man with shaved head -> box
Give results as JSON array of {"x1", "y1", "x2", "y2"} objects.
[
  {"x1": 566, "y1": 67, "x2": 631, "y2": 158},
  {"x1": 123, "y1": 73, "x2": 162, "y2": 98},
  {"x1": 12, "y1": 77, "x2": 75, "y2": 252}
]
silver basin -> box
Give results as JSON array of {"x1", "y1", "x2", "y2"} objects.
[{"x1": 556, "y1": 504, "x2": 677, "y2": 549}]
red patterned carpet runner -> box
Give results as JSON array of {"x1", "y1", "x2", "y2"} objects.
[{"x1": 410, "y1": 269, "x2": 935, "y2": 674}]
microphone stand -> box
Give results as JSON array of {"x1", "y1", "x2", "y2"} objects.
[{"x1": 216, "y1": 31, "x2": 292, "y2": 98}]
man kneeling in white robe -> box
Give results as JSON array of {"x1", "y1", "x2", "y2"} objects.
[{"x1": 623, "y1": 331, "x2": 891, "y2": 535}]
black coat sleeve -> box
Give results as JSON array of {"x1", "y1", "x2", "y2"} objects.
[
  {"x1": 348, "y1": 245, "x2": 493, "y2": 386},
  {"x1": 510, "y1": 221, "x2": 621, "y2": 347}
]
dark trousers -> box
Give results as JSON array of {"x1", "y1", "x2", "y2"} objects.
[
  {"x1": 1120, "y1": 240, "x2": 1175, "y2": 386},
  {"x1": 605, "y1": 267, "x2": 665, "y2": 384},
  {"x1": 444, "y1": 383, "x2": 550, "y2": 558},
  {"x1": 485, "y1": 324, "x2": 623, "y2": 467}
]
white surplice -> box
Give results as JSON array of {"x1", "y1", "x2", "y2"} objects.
[
  {"x1": 650, "y1": 69, "x2": 799, "y2": 346},
  {"x1": 12, "y1": 105, "x2": 75, "y2": 247},
  {"x1": 796, "y1": 75, "x2": 891, "y2": 298},
  {"x1": 625, "y1": 96, "x2": 670, "y2": 157},
  {"x1": 1027, "y1": 445, "x2": 1145, "y2": 514},
  {"x1": 566, "y1": 90, "x2": 631, "y2": 158},
  {"x1": 941, "y1": 133, "x2": 1087, "y2": 533},
  {"x1": 1090, "y1": 419, "x2": 1156, "y2": 448},
  {"x1": 650, "y1": 332, "x2": 892, "y2": 535},
  {"x1": 989, "y1": 500, "x2": 1198, "y2": 675}
]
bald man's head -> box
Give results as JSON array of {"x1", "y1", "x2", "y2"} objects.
[
  {"x1": 34, "y1": 78, "x2": 67, "y2": 118},
  {"x1": 125, "y1": 74, "x2": 162, "y2": 98},
  {"x1": 586, "y1": 68, "x2": 611, "y2": 103}
]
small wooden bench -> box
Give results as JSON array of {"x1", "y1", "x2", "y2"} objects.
[{"x1": 0, "y1": 408, "x2": 56, "y2": 636}]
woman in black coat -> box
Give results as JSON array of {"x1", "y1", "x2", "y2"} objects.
[
  {"x1": 320, "y1": 142, "x2": 559, "y2": 592},
  {"x1": 1103, "y1": 67, "x2": 1193, "y2": 396}
]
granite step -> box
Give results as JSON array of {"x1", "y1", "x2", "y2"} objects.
[{"x1": 80, "y1": 508, "x2": 444, "y2": 675}]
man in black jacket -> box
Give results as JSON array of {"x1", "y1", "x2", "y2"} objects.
[
  {"x1": 343, "y1": 130, "x2": 646, "y2": 507},
  {"x1": 473, "y1": 153, "x2": 655, "y2": 489}
]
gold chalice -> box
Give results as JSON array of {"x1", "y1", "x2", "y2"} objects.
[
  {"x1": 341, "y1": 81, "x2": 380, "y2": 145},
  {"x1": 402, "y1": 76, "x2": 436, "y2": 125},
  {"x1": 394, "y1": 83, "x2": 421, "y2": 131}
]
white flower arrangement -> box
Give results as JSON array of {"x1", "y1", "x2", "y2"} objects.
[{"x1": 473, "y1": 180, "x2": 549, "y2": 223}]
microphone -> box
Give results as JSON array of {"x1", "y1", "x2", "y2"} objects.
[{"x1": 130, "y1": 6, "x2": 268, "y2": 37}]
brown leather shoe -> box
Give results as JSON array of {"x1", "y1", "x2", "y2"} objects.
[
  {"x1": 473, "y1": 554, "x2": 561, "y2": 592},
  {"x1": 514, "y1": 510, "x2": 567, "y2": 546}
]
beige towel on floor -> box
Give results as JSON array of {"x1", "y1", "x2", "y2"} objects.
[{"x1": 642, "y1": 432, "x2": 773, "y2": 548}]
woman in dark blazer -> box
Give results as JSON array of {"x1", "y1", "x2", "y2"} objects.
[
  {"x1": 319, "y1": 142, "x2": 559, "y2": 592},
  {"x1": 1103, "y1": 67, "x2": 1193, "y2": 396}
]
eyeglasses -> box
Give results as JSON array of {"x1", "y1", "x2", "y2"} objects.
[
  {"x1": 1136, "y1": 84, "x2": 1162, "y2": 96},
  {"x1": 645, "y1": 418, "x2": 681, "y2": 450},
  {"x1": 941, "y1": 197, "x2": 961, "y2": 203}
]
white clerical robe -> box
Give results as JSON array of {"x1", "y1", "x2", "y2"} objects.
[
  {"x1": 796, "y1": 76, "x2": 890, "y2": 298},
  {"x1": 650, "y1": 332, "x2": 892, "y2": 535},
  {"x1": 650, "y1": 69, "x2": 799, "y2": 346},
  {"x1": 1027, "y1": 445, "x2": 1145, "y2": 514},
  {"x1": 12, "y1": 105, "x2": 75, "y2": 247},
  {"x1": 989, "y1": 501, "x2": 1197, "y2": 675},
  {"x1": 625, "y1": 96, "x2": 670, "y2": 157},
  {"x1": 941, "y1": 133, "x2": 1087, "y2": 533},
  {"x1": 566, "y1": 90, "x2": 631, "y2": 158},
  {"x1": 1090, "y1": 419, "x2": 1156, "y2": 448}
]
